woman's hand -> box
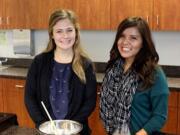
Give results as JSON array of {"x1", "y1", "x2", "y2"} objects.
[{"x1": 135, "y1": 129, "x2": 148, "y2": 135}]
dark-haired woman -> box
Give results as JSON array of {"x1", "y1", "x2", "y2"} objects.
[{"x1": 100, "y1": 17, "x2": 169, "y2": 135}]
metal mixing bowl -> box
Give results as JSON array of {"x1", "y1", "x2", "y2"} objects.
[{"x1": 38, "y1": 120, "x2": 83, "y2": 135}]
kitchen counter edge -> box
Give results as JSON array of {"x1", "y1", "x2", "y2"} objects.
[{"x1": 0, "y1": 67, "x2": 180, "y2": 89}]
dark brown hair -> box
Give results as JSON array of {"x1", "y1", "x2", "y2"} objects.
[{"x1": 107, "y1": 17, "x2": 159, "y2": 89}]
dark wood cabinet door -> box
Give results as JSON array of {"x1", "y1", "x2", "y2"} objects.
[
  {"x1": 153, "y1": 0, "x2": 180, "y2": 30},
  {"x1": 89, "y1": 96, "x2": 107, "y2": 135},
  {"x1": 3, "y1": 78, "x2": 23, "y2": 125},
  {"x1": 161, "y1": 107, "x2": 178, "y2": 134},
  {"x1": 134, "y1": 0, "x2": 153, "y2": 29},
  {"x1": 0, "y1": 78, "x2": 3, "y2": 112},
  {"x1": 168, "y1": 90, "x2": 178, "y2": 107},
  {"x1": 0, "y1": 0, "x2": 5, "y2": 28},
  {"x1": 73, "y1": 0, "x2": 110, "y2": 30},
  {"x1": 110, "y1": 0, "x2": 134, "y2": 29},
  {"x1": 178, "y1": 107, "x2": 180, "y2": 134},
  {"x1": 161, "y1": 90, "x2": 178, "y2": 134},
  {"x1": 177, "y1": 92, "x2": 180, "y2": 134},
  {"x1": 29, "y1": 0, "x2": 73, "y2": 29},
  {"x1": 89, "y1": 85, "x2": 107, "y2": 135},
  {"x1": 4, "y1": 0, "x2": 30, "y2": 29},
  {"x1": 2, "y1": 78, "x2": 34, "y2": 128}
]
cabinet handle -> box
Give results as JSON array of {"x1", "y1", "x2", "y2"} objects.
[
  {"x1": 156, "y1": 15, "x2": 159, "y2": 26},
  {"x1": 15, "y1": 85, "x2": 24, "y2": 88},
  {"x1": 0, "y1": 17, "x2": 2, "y2": 25},
  {"x1": 6, "y1": 17, "x2": 9, "y2": 25},
  {"x1": 146, "y1": 16, "x2": 149, "y2": 23}
]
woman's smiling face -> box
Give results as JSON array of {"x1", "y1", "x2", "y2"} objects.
[
  {"x1": 52, "y1": 18, "x2": 76, "y2": 51},
  {"x1": 117, "y1": 27, "x2": 143, "y2": 63}
]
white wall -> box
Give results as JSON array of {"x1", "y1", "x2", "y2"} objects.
[
  {"x1": 0, "y1": 30, "x2": 180, "y2": 65},
  {"x1": 153, "y1": 32, "x2": 180, "y2": 65}
]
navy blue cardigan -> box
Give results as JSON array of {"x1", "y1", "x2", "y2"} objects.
[{"x1": 24, "y1": 51, "x2": 97, "y2": 134}]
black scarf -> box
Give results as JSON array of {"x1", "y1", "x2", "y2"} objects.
[{"x1": 100, "y1": 59, "x2": 139, "y2": 134}]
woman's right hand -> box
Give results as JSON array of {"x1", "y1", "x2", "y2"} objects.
[{"x1": 135, "y1": 129, "x2": 148, "y2": 135}]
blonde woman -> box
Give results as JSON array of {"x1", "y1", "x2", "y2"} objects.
[{"x1": 25, "y1": 9, "x2": 97, "y2": 135}]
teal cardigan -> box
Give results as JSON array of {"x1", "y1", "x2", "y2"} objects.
[{"x1": 130, "y1": 67, "x2": 169, "y2": 135}]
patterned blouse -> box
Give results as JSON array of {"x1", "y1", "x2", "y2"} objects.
[{"x1": 49, "y1": 60, "x2": 72, "y2": 119}]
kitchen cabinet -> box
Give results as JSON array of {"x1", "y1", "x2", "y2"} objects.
[
  {"x1": 161, "y1": 89, "x2": 178, "y2": 134},
  {"x1": 110, "y1": 0, "x2": 153, "y2": 29},
  {"x1": 110, "y1": 0, "x2": 134, "y2": 30},
  {"x1": 153, "y1": 0, "x2": 180, "y2": 30},
  {"x1": 134, "y1": 0, "x2": 153, "y2": 29},
  {"x1": 89, "y1": 96, "x2": 107, "y2": 135},
  {"x1": 178, "y1": 110, "x2": 180, "y2": 134},
  {"x1": 89, "y1": 85, "x2": 107, "y2": 135},
  {"x1": 178, "y1": 92, "x2": 180, "y2": 134},
  {"x1": 29, "y1": 0, "x2": 73, "y2": 29},
  {"x1": 0, "y1": 78, "x2": 3, "y2": 112},
  {"x1": 73, "y1": 0, "x2": 110, "y2": 30},
  {"x1": 0, "y1": 0, "x2": 72, "y2": 29},
  {"x1": 140, "y1": 0, "x2": 180, "y2": 31},
  {"x1": 111, "y1": 0, "x2": 180, "y2": 30},
  {"x1": 1, "y1": 0, "x2": 180, "y2": 30},
  {"x1": 0, "y1": 0, "x2": 30, "y2": 29},
  {"x1": 161, "y1": 107, "x2": 178, "y2": 134},
  {"x1": 30, "y1": 0, "x2": 110, "y2": 29},
  {"x1": 1, "y1": 77, "x2": 34, "y2": 128},
  {"x1": 0, "y1": 0, "x2": 5, "y2": 28}
]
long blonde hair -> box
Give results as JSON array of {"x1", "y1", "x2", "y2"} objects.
[{"x1": 44, "y1": 9, "x2": 89, "y2": 83}]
